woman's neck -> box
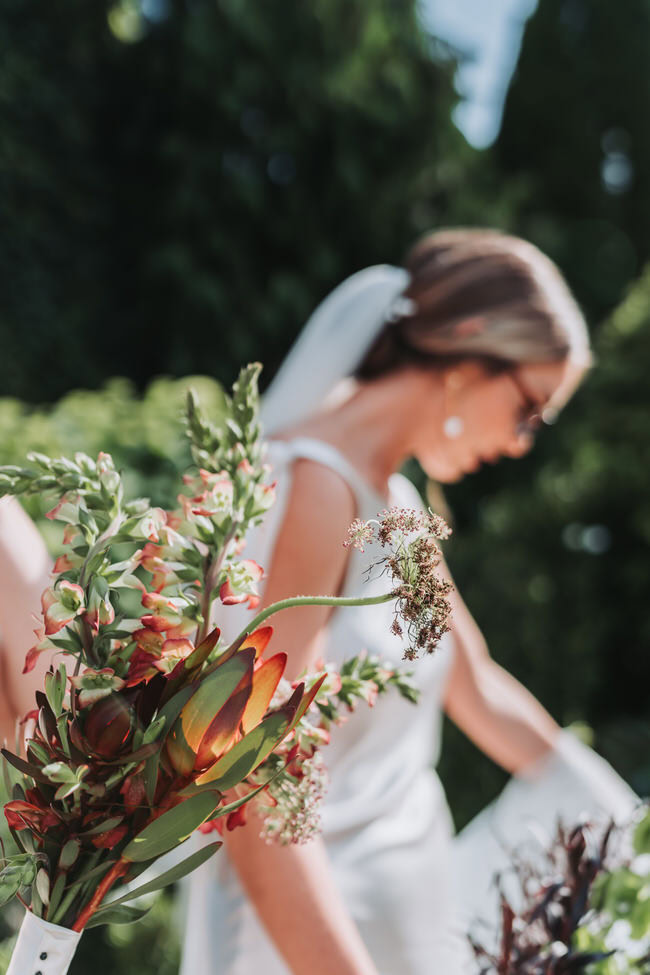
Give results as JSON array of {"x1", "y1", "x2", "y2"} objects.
[{"x1": 272, "y1": 371, "x2": 440, "y2": 500}]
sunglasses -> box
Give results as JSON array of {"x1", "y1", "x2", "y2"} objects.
[{"x1": 507, "y1": 371, "x2": 551, "y2": 439}]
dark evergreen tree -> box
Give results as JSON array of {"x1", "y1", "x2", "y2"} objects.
[
  {"x1": 495, "y1": 0, "x2": 650, "y2": 324},
  {"x1": 0, "y1": 0, "x2": 470, "y2": 402}
]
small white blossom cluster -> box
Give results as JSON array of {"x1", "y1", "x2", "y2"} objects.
[{"x1": 259, "y1": 752, "x2": 329, "y2": 846}]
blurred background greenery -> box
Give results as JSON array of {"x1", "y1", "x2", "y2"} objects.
[{"x1": 1, "y1": 0, "x2": 648, "y2": 971}]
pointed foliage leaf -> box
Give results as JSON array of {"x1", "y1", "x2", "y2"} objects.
[
  {"x1": 166, "y1": 648, "x2": 255, "y2": 775},
  {"x1": 193, "y1": 705, "x2": 297, "y2": 792},
  {"x1": 194, "y1": 675, "x2": 252, "y2": 770},
  {"x1": 240, "y1": 626, "x2": 274, "y2": 660},
  {"x1": 122, "y1": 790, "x2": 222, "y2": 862},
  {"x1": 102, "y1": 841, "x2": 222, "y2": 908},
  {"x1": 288, "y1": 674, "x2": 327, "y2": 731},
  {"x1": 240, "y1": 652, "x2": 287, "y2": 734},
  {"x1": 86, "y1": 903, "x2": 152, "y2": 928}
]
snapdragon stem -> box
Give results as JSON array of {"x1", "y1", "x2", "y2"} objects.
[
  {"x1": 232, "y1": 591, "x2": 395, "y2": 649},
  {"x1": 197, "y1": 529, "x2": 236, "y2": 644}
]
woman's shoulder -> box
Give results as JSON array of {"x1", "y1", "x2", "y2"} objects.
[
  {"x1": 267, "y1": 438, "x2": 359, "y2": 528},
  {"x1": 283, "y1": 455, "x2": 357, "y2": 538}
]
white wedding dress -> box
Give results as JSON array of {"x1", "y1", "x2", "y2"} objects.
[
  {"x1": 178, "y1": 264, "x2": 637, "y2": 973},
  {"x1": 179, "y1": 435, "x2": 637, "y2": 974},
  {"x1": 181, "y1": 437, "x2": 472, "y2": 974}
]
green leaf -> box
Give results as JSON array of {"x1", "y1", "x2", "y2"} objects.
[
  {"x1": 122, "y1": 790, "x2": 222, "y2": 862},
  {"x1": 101, "y1": 742, "x2": 159, "y2": 765},
  {"x1": 46, "y1": 871, "x2": 67, "y2": 919},
  {"x1": 85, "y1": 903, "x2": 152, "y2": 929},
  {"x1": 166, "y1": 649, "x2": 255, "y2": 776},
  {"x1": 35, "y1": 867, "x2": 50, "y2": 907},
  {"x1": 103, "y1": 842, "x2": 221, "y2": 908},
  {"x1": 59, "y1": 840, "x2": 81, "y2": 871},
  {"x1": 192, "y1": 707, "x2": 294, "y2": 792},
  {"x1": 45, "y1": 669, "x2": 65, "y2": 717},
  {"x1": 1, "y1": 749, "x2": 51, "y2": 785},
  {"x1": 633, "y1": 809, "x2": 650, "y2": 855},
  {"x1": 63, "y1": 860, "x2": 118, "y2": 892},
  {"x1": 80, "y1": 816, "x2": 124, "y2": 838},
  {"x1": 0, "y1": 856, "x2": 37, "y2": 907}
]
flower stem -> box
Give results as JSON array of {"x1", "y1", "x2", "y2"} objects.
[
  {"x1": 71, "y1": 858, "x2": 128, "y2": 932},
  {"x1": 232, "y1": 591, "x2": 395, "y2": 648},
  {"x1": 197, "y1": 530, "x2": 236, "y2": 644}
]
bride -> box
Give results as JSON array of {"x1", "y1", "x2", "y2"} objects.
[
  {"x1": 179, "y1": 229, "x2": 637, "y2": 974},
  {"x1": 0, "y1": 229, "x2": 637, "y2": 973}
]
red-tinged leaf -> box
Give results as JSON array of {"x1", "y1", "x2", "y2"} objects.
[
  {"x1": 4, "y1": 799, "x2": 60, "y2": 832},
  {"x1": 226, "y1": 804, "x2": 248, "y2": 831},
  {"x1": 240, "y1": 626, "x2": 273, "y2": 660},
  {"x1": 284, "y1": 681, "x2": 305, "y2": 715},
  {"x1": 240, "y1": 652, "x2": 287, "y2": 734},
  {"x1": 125, "y1": 648, "x2": 161, "y2": 687},
  {"x1": 68, "y1": 719, "x2": 89, "y2": 755},
  {"x1": 38, "y1": 703, "x2": 56, "y2": 744},
  {"x1": 194, "y1": 677, "x2": 252, "y2": 770},
  {"x1": 165, "y1": 649, "x2": 255, "y2": 776},
  {"x1": 1, "y1": 748, "x2": 53, "y2": 785},
  {"x1": 287, "y1": 674, "x2": 327, "y2": 731},
  {"x1": 92, "y1": 824, "x2": 129, "y2": 849},
  {"x1": 85, "y1": 695, "x2": 134, "y2": 759},
  {"x1": 193, "y1": 706, "x2": 297, "y2": 792},
  {"x1": 122, "y1": 790, "x2": 223, "y2": 862},
  {"x1": 180, "y1": 649, "x2": 254, "y2": 746},
  {"x1": 183, "y1": 627, "x2": 221, "y2": 671},
  {"x1": 23, "y1": 646, "x2": 44, "y2": 674},
  {"x1": 19, "y1": 709, "x2": 40, "y2": 726},
  {"x1": 120, "y1": 774, "x2": 147, "y2": 816}
]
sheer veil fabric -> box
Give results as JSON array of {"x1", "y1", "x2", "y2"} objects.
[
  {"x1": 179, "y1": 266, "x2": 638, "y2": 973},
  {"x1": 260, "y1": 265, "x2": 410, "y2": 436}
]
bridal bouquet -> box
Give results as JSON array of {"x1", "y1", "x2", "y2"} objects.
[{"x1": 0, "y1": 365, "x2": 452, "y2": 974}]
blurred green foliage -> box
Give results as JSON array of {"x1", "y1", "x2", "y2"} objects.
[
  {"x1": 0, "y1": 0, "x2": 475, "y2": 404},
  {"x1": 496, "y1": 0, "x2": 650, "y2": 323},
  {"x1": 0, "y1": 375, "x2": 226, "y2": 546}
]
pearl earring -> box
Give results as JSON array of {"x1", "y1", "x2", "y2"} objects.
[{"x1": 443, "y1": 415, "x2": 464, "y2": 439}]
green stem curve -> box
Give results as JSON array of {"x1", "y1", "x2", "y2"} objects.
[{"x1": 233, "y1": 591, "x2": 395, "y2": 647}]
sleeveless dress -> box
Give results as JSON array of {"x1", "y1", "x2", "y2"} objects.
[
  {"x1": 179, "y1": 438, "x2": 638, "y2": 974},
  {"x1": 180, "y1": 437, "x2": 471, "y2": 974}
]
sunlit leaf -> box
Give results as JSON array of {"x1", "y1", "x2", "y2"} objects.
[
  {"x1": 240, "y1": 652, "x2": 287, "y2": 734},
  {"x1": 103, "y1": 841, "x2": 221, "y2": 908},
  {"x1": 122, "y1": 790, "x2": 222, "y2": 862}
]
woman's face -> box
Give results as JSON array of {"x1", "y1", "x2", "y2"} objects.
[{"x1": 412, "y1": 357, "x2": 586, "y2": 484}]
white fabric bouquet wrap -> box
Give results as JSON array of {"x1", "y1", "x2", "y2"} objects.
[{"x1": 7, "y1": 910, "x2": 82, "y2": 975}]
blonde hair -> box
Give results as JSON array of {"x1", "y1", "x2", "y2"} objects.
[{"x1": 357, "y1": 228, "x2": 592, "y2": 377}]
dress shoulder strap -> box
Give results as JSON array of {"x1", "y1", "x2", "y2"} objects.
[{"x1": 276, "y1": 437, "x2": 385, "y2": 516}]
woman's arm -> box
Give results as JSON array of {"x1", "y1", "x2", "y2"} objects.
[
  {"x1": 223, "y1": 459, "x2": 378, "y2": 975},
  {"x1": 442, "y1": 559, "x2": 560, "y2": 773},
  {"x1": 0, "y1": 498, "x2": 53, "y2": 742}
]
